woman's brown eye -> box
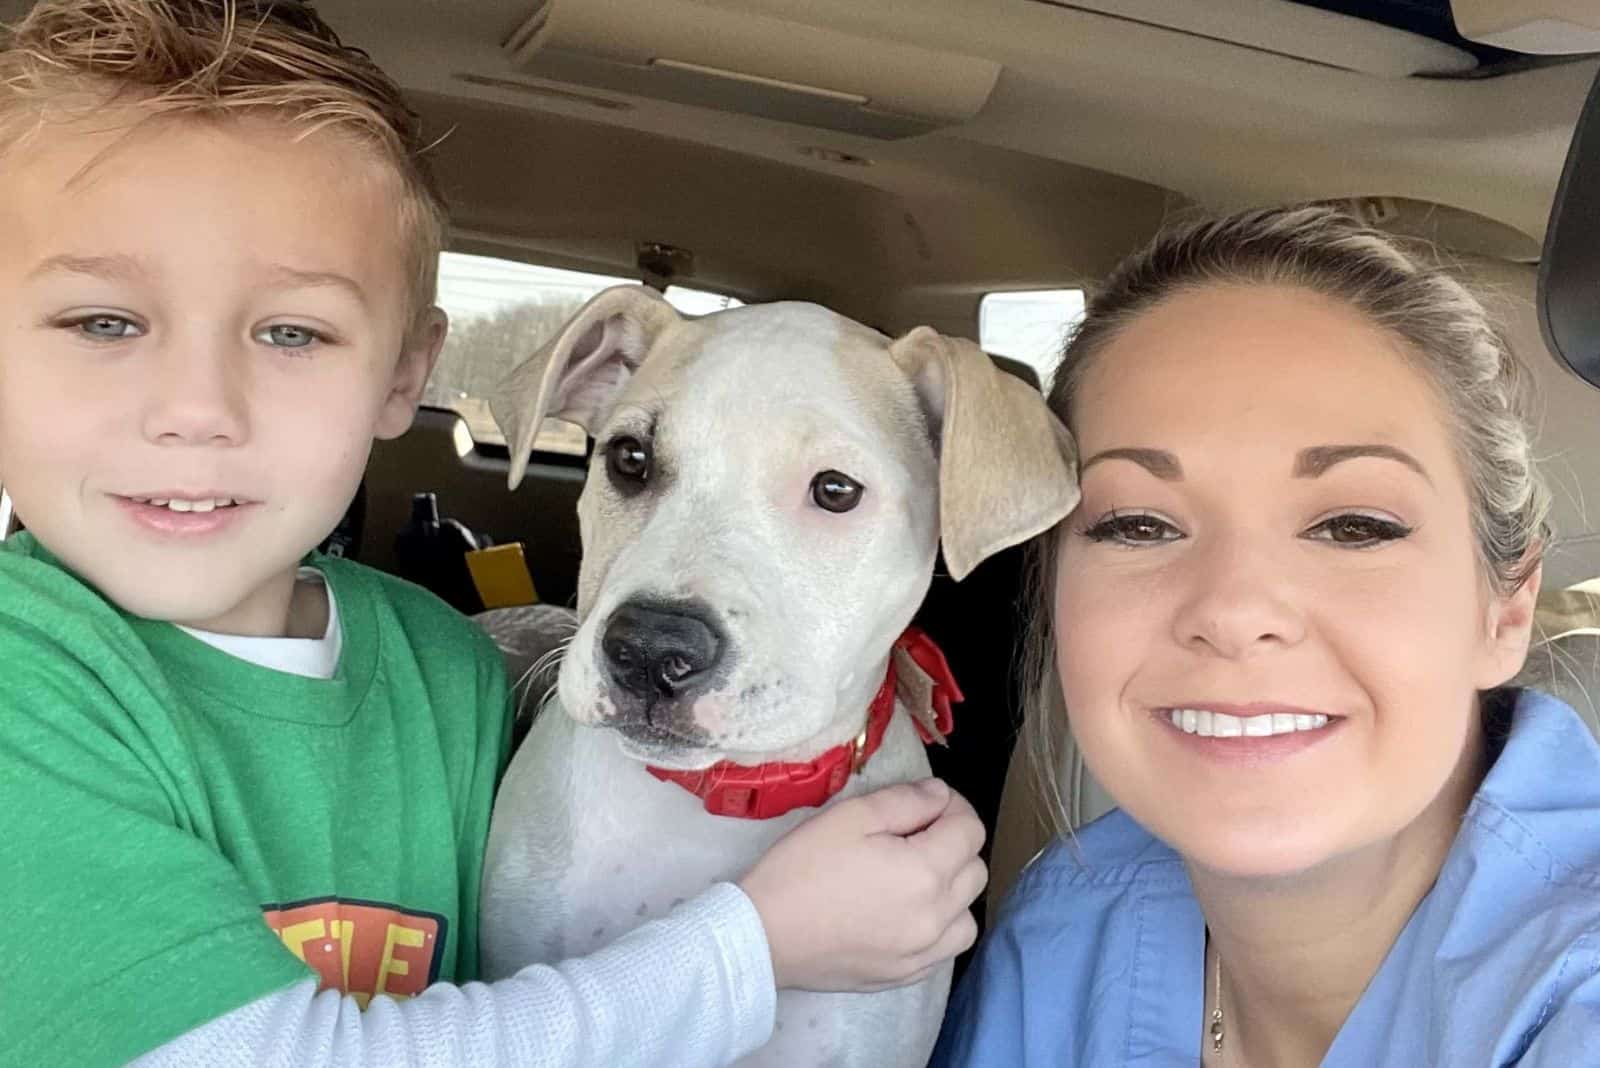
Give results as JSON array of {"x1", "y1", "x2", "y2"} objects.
[
  {"x1": 1313, "y1": 514, "x2": 1412, "y2": 546},
  {"x1": 812, "y1": 470, "x2": 864, "y2": 513},
  {"x1": 1329, "y1": 518, "x2": 1369, "y2": 542},
  {"x1": 1121, "y1": 518, "x2": 1166, "y2": 541},
  {"x1": 606, "y1": 436, "x2": 650, "y2": 485},
  {"x1": 1080, "y1": 512, "x2": 1181, "y2": 546}
]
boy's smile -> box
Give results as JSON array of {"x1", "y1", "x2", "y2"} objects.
[
  {"x1": 0, "y1": 109, "x2": 443, "y2": 636},
  {"x1": 115, "y1": 494, "x2": 256, "y2": 536}
]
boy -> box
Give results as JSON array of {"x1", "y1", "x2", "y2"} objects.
[{"x1": 0, "y1": 2, "x2": 985, "y2": 1065}]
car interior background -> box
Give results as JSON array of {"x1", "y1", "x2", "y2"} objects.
[{"x1": 3, "y1": 0, "x2": 1599, "y2": 969}]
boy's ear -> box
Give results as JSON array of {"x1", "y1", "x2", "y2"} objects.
[{"x1": 376, "y1": 306, "x2": 449, "y2": 441}]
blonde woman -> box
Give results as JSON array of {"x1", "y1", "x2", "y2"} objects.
[{"x1": 934, "y1": 207, "x2": 1599, "y2": 1065}]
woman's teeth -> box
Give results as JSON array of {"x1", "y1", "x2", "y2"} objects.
[
  {"x1": 1166, "y1": 708, "x2": 1329, "y2": 737},
  {"x1": 132, "y1": 497, "x2": 237, "y2": 513}
]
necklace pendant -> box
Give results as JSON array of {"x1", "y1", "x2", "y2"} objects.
[{"x1": 1209, "y1": 1008, "x2": 1225, "y2": 1052}]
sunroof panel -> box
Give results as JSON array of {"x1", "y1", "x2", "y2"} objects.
[{"x1": 1285, "y1": 0, "x2": 1516, "y2": 63}]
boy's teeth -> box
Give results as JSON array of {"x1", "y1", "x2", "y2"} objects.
[
  {"x1": 1165, "y1": 708, "x2": 1330, "y2": 737},
  {"x1": 140, "y1": 497, "x2": 235, "y2": 512}
]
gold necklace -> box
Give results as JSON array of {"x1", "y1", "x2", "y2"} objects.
[{"x1": 1210, "y1": 946, "x2": 1226, "y2": 1056}]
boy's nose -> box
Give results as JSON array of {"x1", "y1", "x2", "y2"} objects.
[{"x1": 140, "y1": 344, "x2": 250, "y2": 446}]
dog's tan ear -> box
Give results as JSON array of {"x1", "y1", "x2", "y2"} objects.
[
  {"x1": 889, "y1": 326, "x2": 1080, "y2": 581},
  {"x1": 491, "y1": 285, "x2": 681, "y2": 489}
]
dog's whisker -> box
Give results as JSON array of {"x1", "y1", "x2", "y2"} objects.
[
  {"x1": 531, "y1": 684, "x2": 563, "y2": 716},
  {"x1": 513, "y1": 660, "x2": 542, "y2": 692},
  {"x1": 529, "y1": 644, "x2": 565, "y2": 680},
  {"x1": 510, "y1": 682, "x2": 541, "y2": 724},
  {"x1": 533, "y1": 681, "x2": 561, "y2": 716}
]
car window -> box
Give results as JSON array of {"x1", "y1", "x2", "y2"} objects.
[
  {"x1": 428, "y1": 251, "x2": 740, "y2": 455},
  {"x1": 979, "y1": 289, "x2": 1086, "y2": 391},
  {"x1": 662, "y1": 285, "x2": 744, "y2": 316}
]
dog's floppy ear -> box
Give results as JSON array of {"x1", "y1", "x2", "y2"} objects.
[
  {"x1": 491, "y1": 285, "x2": 681, "y2": 489},
  {"x1": 889, "y1": 326, "x2": 1080, "y2": 581}
]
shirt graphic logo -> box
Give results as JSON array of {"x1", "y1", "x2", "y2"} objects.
[{"x1": 263, "y1": 897, "x2": 447, "y2": 1008}]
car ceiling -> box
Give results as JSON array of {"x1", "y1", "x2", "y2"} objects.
[
  {"x1": 6, "y1": 0, "x2": 1600, "y2": 581},
  {"x1": 320, "y1": 2, "x2": 1597, "y2": 247}
]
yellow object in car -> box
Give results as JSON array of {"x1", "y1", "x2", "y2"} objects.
[{"x1": 467, "y1": 543, "x2": 541, "y2": 609}]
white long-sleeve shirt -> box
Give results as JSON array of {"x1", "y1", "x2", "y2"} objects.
[{"x1": 133, "y1": 882, "x2": 775, "y2": 1067}]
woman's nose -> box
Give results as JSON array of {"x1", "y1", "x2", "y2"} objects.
[{"x1": 1171, "y1": 533, "x2": 1306, "y2": 659}]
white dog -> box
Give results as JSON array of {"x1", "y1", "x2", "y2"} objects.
[{"x1": 479, "y1": 285, "x2": 1078, "y2": 1066}]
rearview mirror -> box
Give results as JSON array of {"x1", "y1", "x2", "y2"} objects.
[{"x1": 1539, "y1": 62, "x2": 1600, "y2": 389}]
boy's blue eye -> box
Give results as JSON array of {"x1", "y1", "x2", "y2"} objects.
[
  {"x1": 257, "y1": 323, "x2": 321, "y2": 349},
  {"x1": 74, "y1": 315, "x2": 140, "y2": 340}
]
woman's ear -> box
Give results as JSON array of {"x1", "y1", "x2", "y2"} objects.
[{"x1": 1477, "y1": 558, "x2": 1542, "y2": 689}]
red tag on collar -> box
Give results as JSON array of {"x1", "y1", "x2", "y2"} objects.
[
  {"x1": 895, "y1": 626, "x2": 961, "y2": 744},
  {"x1": 645, "y1": 626, "x2": 963, "y2": 820}
]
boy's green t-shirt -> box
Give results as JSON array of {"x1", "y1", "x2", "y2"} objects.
[{"x1": 0, "y1": 533, "x2": 514, "y2": 1067}]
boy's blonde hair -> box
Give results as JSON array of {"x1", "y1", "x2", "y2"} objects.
[{"x1": 0, "y1": 0, "x2": 447, "y2": 323}]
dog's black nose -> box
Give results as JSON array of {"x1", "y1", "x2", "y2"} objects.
[{"x1": 601, "y1": 600, "x2": 725, "y2": 700}]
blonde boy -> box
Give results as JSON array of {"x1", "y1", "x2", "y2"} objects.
[{"x1": 0, "y1": 3, "x2": 984, "y2": 1065}]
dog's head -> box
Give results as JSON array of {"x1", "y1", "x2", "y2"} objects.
[{"x1": 492, "y1": 285, "x2": 1078, "y2": 769}]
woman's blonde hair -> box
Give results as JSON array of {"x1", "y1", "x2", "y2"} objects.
[
  {"x1": 0, "y1": 0, "x2": 447, "y2": 322},
  {"x1": 1021, "y1": 204, "x2": 1551, "y2": 832}
]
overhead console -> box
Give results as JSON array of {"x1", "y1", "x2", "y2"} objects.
[{"x1": 501, "y1": 0, "x2": 1002, "y2": 140}]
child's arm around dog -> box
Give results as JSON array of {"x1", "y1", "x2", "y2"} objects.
[{"x1": 126, "y1": 777, "x2": 982, "y2": 1068}]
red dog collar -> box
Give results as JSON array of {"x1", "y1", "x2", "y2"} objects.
[{"x1": 645, "y1": 627, "x2": 962, "y2": 820}]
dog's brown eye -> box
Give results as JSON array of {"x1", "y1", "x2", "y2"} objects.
[
  {"x1": 811, "y1": 470, "x2": 863, "y2": 513},
  {"x1": 607, "y1": 436, "x2": 650, "y2": 484}
]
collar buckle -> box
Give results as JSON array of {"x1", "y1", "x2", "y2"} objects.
[{"x1": 851, "y1": 724, "x2": 872, "y2": 773}]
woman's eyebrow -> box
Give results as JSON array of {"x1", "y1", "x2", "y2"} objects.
[
  {"x1": 1079, "y1": 447, "x2": 1183, "y2": 480},
  {"x1": 1079, "y1": 444, "x2": 1432, "y2": 485},
  {"x1": 1294, "y1": 444, "x2": 1432, "y2": 485}
]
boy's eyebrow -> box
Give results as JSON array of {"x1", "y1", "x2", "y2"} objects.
[
  {"x1": 26, "y1": 253, "x2": 149, "y2": 284},
  {"x1": 262, "y1": 264, "x2": 369, "y2": 308},
  {"x1": 25, "y1": 255, "x2": 369, "y2": 308}
]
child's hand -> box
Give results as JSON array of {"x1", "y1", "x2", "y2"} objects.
[{"x1": 738, "y1": 778, "x2": 987, "y2": 993}]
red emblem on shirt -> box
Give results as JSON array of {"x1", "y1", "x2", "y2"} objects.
[{"x1": 262, "y1": 897, "x2": 445, "y2": 1008}]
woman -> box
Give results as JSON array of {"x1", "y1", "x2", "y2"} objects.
[{"x1": 934, "y1": 206, "x2": 1600, "y2": 1065}]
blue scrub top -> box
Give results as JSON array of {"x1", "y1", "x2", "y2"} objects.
[{"x1": 934, "y1": 690, "x2": 1600, "y2": 1066}]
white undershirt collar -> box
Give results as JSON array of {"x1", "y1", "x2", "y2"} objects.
[{"x1": 178, "y1": 567, "x2": 342, "y2": 680}]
